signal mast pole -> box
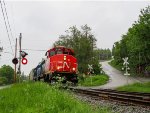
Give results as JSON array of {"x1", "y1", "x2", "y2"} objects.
[
  {"x1": 18, "y1": 33, "x2": 22, "y2": 82},
  {"x1": 14, "y1": 38, "x2": 17, "y2": 83}
]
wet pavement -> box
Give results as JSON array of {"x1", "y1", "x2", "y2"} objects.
[{"x1": 78, "y1": 61, "x2": 150, "y2": 89}]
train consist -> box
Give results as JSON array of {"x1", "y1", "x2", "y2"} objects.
[{"x1": 31, "y1": 46, "x2": 78, "y2": 84}]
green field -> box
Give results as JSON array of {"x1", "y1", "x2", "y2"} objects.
[
  {"x1": 79, "y1": 74, "x2": 109, "y2": 86},
  {"x1": 0, "y1": 82, "x2": 111, "y2": 113},
  {"x1": 117, "y1": 82, "x2": 150, "y2": 93}
]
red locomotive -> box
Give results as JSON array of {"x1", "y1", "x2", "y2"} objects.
[{"x1": 33, "y1": 46, "x2": 78, "y2": 84}]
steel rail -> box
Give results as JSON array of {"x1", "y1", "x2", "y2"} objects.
[{"x1": 68, "y1": 87, "x2": 150, "y2": 106}]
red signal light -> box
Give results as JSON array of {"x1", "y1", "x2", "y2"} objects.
[{"x1": 22, "y1": 58, "x2": 28, "y2": 65}]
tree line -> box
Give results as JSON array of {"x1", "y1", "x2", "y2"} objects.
[
  {"x1": 0, "y1": 65, "x2": 14, "y2": 85},
  {"x1": 0, "y1": 65, "x2": 29, "y2": 85},
  {"x1": 98, "y1": 48, "x2": 111, "y2": 60},
  {"x1": 112, "y1": 6, "x2": 150, "y2": 75}
]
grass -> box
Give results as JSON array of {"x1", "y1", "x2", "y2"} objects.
[
  {"x1": 79, "y1": 74, "x2": 109, "y2": 86},
  {"x1": 116, "y1": 82, "x2": 150, "y2": 93},
  {"x1": 0, "y1": 82, "x2": 111, "y2": 113}
]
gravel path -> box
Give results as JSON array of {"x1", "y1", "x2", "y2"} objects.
[{"x1": 75, "y1": 94, "x2": 150, "y2": 113}]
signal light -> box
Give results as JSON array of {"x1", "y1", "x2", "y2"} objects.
[
  {"x1": 12, "y1": 58, "x2": 18, "y2": 64},
  {"x1": 20, "y1": 51, "x2": 28, "y2": 65},
  {"x1": 21, "y1": 51, "x2": 28, "y2": 58},
  {"x1": 22, "y1": 58, "x2": 28, "y2": 65},
  {"x1": 72, "y1": 67, "x2": 75, "y2": 71},
  {"x1": 57, "y1": 66, "x2": 60, "y2": 70}
]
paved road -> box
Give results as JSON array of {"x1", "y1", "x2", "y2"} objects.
[
  {"x1": 77, "y1": 61, "x2": 150, "y2": 89},
  {"x1": 92, "y1": 61, "x2": 150, "y2": 89}
]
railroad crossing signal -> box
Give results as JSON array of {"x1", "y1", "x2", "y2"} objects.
[
  {"x1": 22, "y1": 57, "x2": 28, "y2": 65},
  {"x1": 122, "y1": 57, "x2": 130, "y2": 76},
  {"x1": 88, "y1": 64, "x2": 94, "y2": 74},
  {"x1": 21, "y1": 51, "x2": 28, "y2": 58},
  {"x1": 12, "y1": 58, "x2": 18, "y2": 64},
  {"x1": 21, "y1": 51, "x2": 28, "y2": 65},
  {"x1": 123, "y1": 57, "x2": 129, "y2": 66}
]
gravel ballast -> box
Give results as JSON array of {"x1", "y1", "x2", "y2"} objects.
[{"x1": 75, "y1": 94, "x2": 150, "y2": 113}]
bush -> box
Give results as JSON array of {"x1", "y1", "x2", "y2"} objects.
[
  {"x1": 0, "y1": 77, "x2": 8, "y2": 85},
  {"x1": 145, "y1": 65, "x2": 150, "y2": 76},
  {"x1": 145, "y1": 65, "x2": 150, "y2": 71},
  {"x1": 93, "y1": 63, "x2": 102, "y2": 75},
  {"x1": 109, "y1": 60, "x2": 123, "y2": 71},
  {"x1": 0, "y1": 65, "x2": 14, "y2": 84},
  {"x1": 79, "y1": 74, "x2": 109, "y2": 86}
]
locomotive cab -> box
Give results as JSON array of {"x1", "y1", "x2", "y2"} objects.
[
  {"x1": 44, "y1": 46, "x2": 78, "y2": 83},
  {"x1": 45, "y1": 47, "x2": 75, "y2": 57}
]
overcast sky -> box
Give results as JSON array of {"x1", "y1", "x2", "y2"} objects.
[{"x1": 0, "y1": 0, "x2": 150, "y2": 75}]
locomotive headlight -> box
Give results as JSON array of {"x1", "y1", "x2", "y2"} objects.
[
  {"x1": 72, "y1": 67, "x2": 75, "y2": 71},
  {"x1": 64, "y1": 56, "x2": 66, "y2": 60},
  {"x1": 57, "y1": 66, "x2": 60, "y2": 70}
]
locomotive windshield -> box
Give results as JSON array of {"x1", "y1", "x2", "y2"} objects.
[
  {"x1": 56, "y1": 48, "x2": 63, "y2": 54},
  {"x1": 50, "y1": 50, "x2": 55, "y2": 56},
  {"x1": 48, "y1": 47, "x2": 75, "y2": 56},
  {"x1": 64, "y1": 48, "x2": 75, "y2": 56}
]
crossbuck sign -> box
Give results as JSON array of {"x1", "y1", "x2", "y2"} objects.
[{"x1": 122, "y1": 57, "x2": 130, "y2": 76}]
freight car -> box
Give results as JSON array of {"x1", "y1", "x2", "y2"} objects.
[
  {"x1": 33, "y1": 59, "x2": 45, "y2": 81},
  {"x1": 33, "y1": 46, "x2": 78, "y2": 84}
]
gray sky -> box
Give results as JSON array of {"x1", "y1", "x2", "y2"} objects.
[{"x1": 0, "y1": 0, "x2": 150, "y2": 75}]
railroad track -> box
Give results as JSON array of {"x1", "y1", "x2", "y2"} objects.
[{"x1": 68, "y1": 87, "x2": 150, "y2": 106}]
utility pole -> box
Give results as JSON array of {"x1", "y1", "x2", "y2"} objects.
[
  {"x1": 14, "y1": 38, "x2": 17, "y2": 83},
  {"x1": 0, "y1": 41, "x2": 3, "y2": 58},
  {"x1": 18, "y1": 33, "x2": 22, "y2": 82}
]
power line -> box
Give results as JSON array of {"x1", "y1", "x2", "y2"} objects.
[
  {"x1": 0, "y1": 58, "x2": 12, "y2": 62},
  {"x1": 21, "y1": 49, "x2": 47, "y2": 52},
  {"x1": 3, "y1": 44, "x2": 15, "y2": 50},
  {"x1": 2, "y1": 0, "x2": 15, "y2": 43},
  {"x1": 3, "y1": 51, "x2": 13, "y2": 56},
  {"x1": 0, "y1": 0, "x2": 14, "y2": 55}
]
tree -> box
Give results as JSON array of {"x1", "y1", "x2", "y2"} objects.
[
  {"x1": 54, "y1": 25, "x2": 101, "y2": 74},
  {"x1": 112, "y1": 6, "x2": 150, "y2": 75},
  {"x1": 98, "y1": 48, "x2": 111, "y2": 60},
  {"x1": 0, "y1": 77, "x2": 8, "y2": 85},
  {"x1": 0, "y1": 65, "x2": 14, "y2": 84}
]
